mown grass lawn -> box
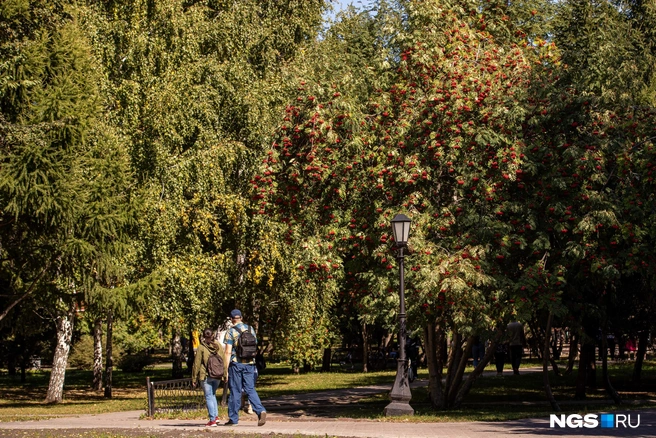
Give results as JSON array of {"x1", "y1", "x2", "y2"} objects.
[
  {"x1": 0, "y1": 367, "x2": 170, "y2": 421},
  {"x1": 0, "y1": 363, "x2": 399, "y2": 421}
]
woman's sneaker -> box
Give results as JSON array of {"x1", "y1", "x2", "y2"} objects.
[{"x1": 205, "y1": 420, "x2": 217, "y2": 427}]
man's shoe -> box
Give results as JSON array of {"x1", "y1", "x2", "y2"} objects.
[
  {"x1": 513, "y1": 370, "x2": 520, "y2": 375},
  {"x1": 496, "y1": 372, "x2": 502, "y2": 377},
  {"x1": 205, "y1": 420, "x2": 217, "y2": 427},
  {"x1": 223, "y1": 420, "x2": 237, "y2": 426},
  {"x1": 258, "y1": 411, "x2": 267, "y2": 426}
]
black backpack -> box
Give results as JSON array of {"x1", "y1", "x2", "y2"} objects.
[
  {"x1": 236, "y1": 326, "x2": 258, "y2": 360},
  {"x1": 206, "y1": 350, "x2": 224, "y2": 379}
]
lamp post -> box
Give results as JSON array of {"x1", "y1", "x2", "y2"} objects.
[{"x1": 384, "y1": 214, "x2": 414, "y2": 416}]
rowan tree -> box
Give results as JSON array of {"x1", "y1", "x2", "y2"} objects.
[{"x1": 262, "y1": 0, "x2": 562, "y2": 406}]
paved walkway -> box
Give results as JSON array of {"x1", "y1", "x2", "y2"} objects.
[
  {"x1": 2, "y1": 367, "x2": 655, "y2": 437},
  {"x1": 2, "y1": 408, "x2": 654, "y2": 437}
]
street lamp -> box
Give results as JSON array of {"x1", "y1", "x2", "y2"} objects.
[{"x1": 384, "y1": 214, "x2": 414, "y2": 416}]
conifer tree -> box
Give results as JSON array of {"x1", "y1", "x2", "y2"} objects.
[{"x1": 0, "y1": 0, "x2": 135, "y2": 402}]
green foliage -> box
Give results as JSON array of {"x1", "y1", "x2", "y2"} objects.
[
  {"x1": 80, "y1": 0, "x2": 333, "y2": 366},
  {"x1": 0, "y1": 0, "x2": 136, "y2": 301},
  {"x1": 263, "y1": 0, "x2": 551, "y2": 338},
  {"x1": 2, "y1": 0, "x2": 656, "y2": 408},
  {"x1": 555, "y1": 0, "x2": 655, "y2": 104},
  {"x1": 68, "y1": 335, "x2": 123, "y2": 371},
  {"x1": 0, "y1": 0, "x2": 136, "y2": 404},
  {"x1": 116, "y1": 352, "x2": 154, "y2": 373}
]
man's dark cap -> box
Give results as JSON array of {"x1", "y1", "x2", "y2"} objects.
[{"x1": 230, "y1": 309, "x2": 242, "y2": 318}]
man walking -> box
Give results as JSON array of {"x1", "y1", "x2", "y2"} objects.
[
  {"x1": 223, "y1": 309, "x2": 266, "y2": 426},
  {"x1": 507, "y1": 320, "x2": 526, "y2": 375}
]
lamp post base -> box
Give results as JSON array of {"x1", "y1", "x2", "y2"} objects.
[
  {"x1": 384, "y1": 400, "x2": 415, "y2": 416},
  {"x1": 384, "y1": 359, "x2": 414, "y2": 417}
]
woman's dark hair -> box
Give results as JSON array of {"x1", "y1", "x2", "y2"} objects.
[{"x1": 203, "y1": 328, "x2": 214, "y2": 340}]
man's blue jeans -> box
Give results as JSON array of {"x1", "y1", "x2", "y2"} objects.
[
  {"x1": 228, "y1": 362, "x2": 265, "y2": 423},
  {"x1": 202, "y1": 377, "x2": 220, "y2": 421}
]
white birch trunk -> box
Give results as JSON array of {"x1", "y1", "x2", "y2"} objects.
[
  {"x1": 45, "y1": 309, "x2": 74, "y2": 403},
  {"x1": 171, "y1": 331, "x2": 183, "y2": 378},
  {"x1": 92, "y1": 317, "x2": 103, "y2": 391},
  {"x1": 104, "y1": 312, "x2": 113, "y2": 398}
]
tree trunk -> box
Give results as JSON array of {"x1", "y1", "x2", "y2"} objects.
[
  {"x1": 632, "y1": 331, "x2": 648, "y2": 383},
  {"x1": 444, "y1": 331, "x2": 461, "y2": 397},
  {"x1": 542, "y1": 312, "x2": 560, "y2": 411},
  {"x1": 7, "y1": 353, "x2": 16, "y2": 376},
  {"x1": 171, "y1": 330, "x2": 184, "y2": 379},
  {"x1": 45, "y1": 307, "x2": 75, "y2": 403},
  {"x1": 17, "y1": 335, "x2": 26, "y2": 383},
  {"x1": 563, "y1": 334, "x2": 578, "y2": 375},
  {"x1": 424, "y1": 322, "x2": 445, "y2": 408},
  {"x1": 381, "y1": 332, "x2": 393, "y2": 351},
  {"x1": 20, "y1": 357, "x2": 27, "y2": 384},
  {"x1": 251, "y1": 304, "x2": 260, "y2": 335},
  {"x1": 362, "y1": 322, "x2": 368, "y2": 373},
  {"x1": 549, "y1": 356, "x2": 562, "y2": 376},
  {"x1": 321, "y1": 347, "x2": 331, "y2": 372},
  {"x1": 551, "y1": 328, "x2": 564, "y2": 360},
  {"x1": 453, "y1": 337, "x2": 498, "y2": 408},
  {"x1": 93, "y1": 317, "x2": 103, "y2": 391},
  {"x1": 601, "y1": 329, "x2": 621, "y2": 404},
  {"x1": 527, "y1": 317, "x2": 543, "y2": 360},
  {"x1": 575, "y1": 342, "x2": 595, "y2": 399},
  {"x1": 447, "y1": 335, "x2": 472, "y2": 407},
  {"x1": 186, "y1": 328, "x2": 194, "y2": 372},
  {"x1": 104, "y1": 312, "x2": 114, "y2": 398},
  {"x1": 585, "y1": 343, "x2": 597, "y2": 390}
]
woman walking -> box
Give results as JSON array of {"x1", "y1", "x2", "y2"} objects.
[{"x1": 192, "y1": 328, "x2": 225, "y2": 427}]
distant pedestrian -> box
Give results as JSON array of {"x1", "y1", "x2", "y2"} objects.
[
  {"x1": 625, "y1": 337, "x2": 637, "y2": 361},
  {"x1": 406, "y1": 335, "x2": 420, "y2": 381},
  {"x1": 618, "y1": 335, "x2": 627, "y2": 360},
  {"x1": 494, "y1": 341, "x2": 508, "y2": 376},
  {"x1": 507, "y1": 320, "x2": 526, "y2": 375},
  {"x1": 607, "y1": 333, "x2": 616, "y2": 360},
  {"x1": 471, "y1": 336, "x2": 485, "y2": 368},
  {"x1": 223, "y1": 309, "x2": 267, "y2": 427},
  {"x1": 192, "y1": 328, "x2": 225, "y2": 427}
]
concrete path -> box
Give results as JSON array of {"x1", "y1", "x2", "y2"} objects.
[{"x1": 1, "y1": 408, "x2": 655, "y2": 437}]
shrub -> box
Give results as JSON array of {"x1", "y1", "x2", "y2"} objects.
[
  {"x1": 68, "y1": 335, "x2": 95, "y2": 370},
  {"x1": 69, "y1": 334, "x2": 123, "y2": 370},
  {"x1": 117, "y1": 351, "x2": 154, "y2": 372}
]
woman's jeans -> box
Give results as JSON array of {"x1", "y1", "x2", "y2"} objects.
[{"x1": 202, "y1": 377, "x2": 221, "y2": 421}]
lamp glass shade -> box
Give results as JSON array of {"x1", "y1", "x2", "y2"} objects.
[{"x1": 391, "y1": 214, "x2": 411, "y2": 246}]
